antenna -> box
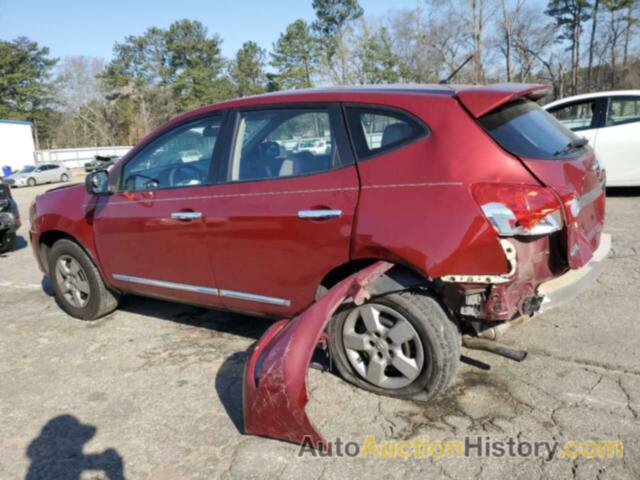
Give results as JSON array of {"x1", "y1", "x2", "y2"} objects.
[{"x1": 439, "y1": 54, "x2": 474, "y2": 84}]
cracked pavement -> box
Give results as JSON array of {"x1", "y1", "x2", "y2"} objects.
[{"x1": 1, "y1": 178, "x2": 639, "y2": 479}]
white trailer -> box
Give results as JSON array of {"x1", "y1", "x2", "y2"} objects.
[{"x1": 0, "y1": 119, "x2": 35, "y2": 175}]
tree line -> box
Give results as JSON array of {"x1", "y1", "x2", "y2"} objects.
[{"x1": 0, "y1": 0, "x2": 638, "y2": 149}]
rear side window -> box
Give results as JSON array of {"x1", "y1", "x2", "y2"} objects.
[
  {"x1": 229, "y1": 108, "x2": 338, "y2": 182},
  {"x1": 606, "y1": 97, "x2": 640, "y2": 126},
  {"x1": 479, "y1": 99, "x2": 582, "y2": 160},
  {"x1": 345, "y1": 106, "x2": 428, "y2": 160}
]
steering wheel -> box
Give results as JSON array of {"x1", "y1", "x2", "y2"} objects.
[{"x1": 168, "y1": 163, "x2": 204, "y2": 186}]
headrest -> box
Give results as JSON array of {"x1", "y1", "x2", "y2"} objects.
[{"x1": 381, "y1": 122, "x2": 412, "y2": 148}]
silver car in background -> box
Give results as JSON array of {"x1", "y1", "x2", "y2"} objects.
[{"x1": 5, "y1": 163, "x2": 71, "y2": 187}]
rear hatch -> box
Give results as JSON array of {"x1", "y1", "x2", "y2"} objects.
[{"x1": 461, "y1": 88, "x2": 606, "y2": 270}]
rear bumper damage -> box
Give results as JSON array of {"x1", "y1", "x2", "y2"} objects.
[
  {"x1": 241, "y1": 235, "x2": 611, "y2": 448},
  {"x1": 537, "y1": 233, "x2": 611, "y2": 313},
  {"x1": 243, "y1": 261, "x2": 393, "y2": 449}
]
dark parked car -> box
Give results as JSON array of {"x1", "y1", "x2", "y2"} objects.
[
  {"x1": 0, "y1": 181, "x2": 20, "y2": 252},
  {"x1": 84, "y1": 155, "x2": 118, "y2": 173},
  {"x1": 29, "y1": 84, "x2": 609, "y2": 401}
]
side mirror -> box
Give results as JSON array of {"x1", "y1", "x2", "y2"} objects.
[{"x1": 85, "y1": 170, "x2": 113, "y2": 196}]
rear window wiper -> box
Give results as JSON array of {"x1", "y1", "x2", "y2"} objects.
[{"x1": 554, "y1": 137, "x2": 588, "y2": 156}]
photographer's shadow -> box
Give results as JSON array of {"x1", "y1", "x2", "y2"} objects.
[{"x1": 25, "y1": 415, "x2": 125, "y2": 480}]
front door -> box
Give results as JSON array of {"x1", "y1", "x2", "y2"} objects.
[
  {"x1": 94, "y1": 114, "x2": 226, "y2": 307},
  {"x1": 201, "y1": 104, "x2": 359, "y2": 316},
  {"x1": 546, "y1": 97, "x2": 603, "y2": 148}
]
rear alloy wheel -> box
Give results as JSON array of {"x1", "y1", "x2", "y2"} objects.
[
  {"x1": 329, "y1": 291, "x2": 460, "y2": 401},
  {"x1": 343, "y1": 304, "x2": 424, "y2": 389},
  {"x1": 48, "y1": 239, "x2": 119, "y2": 320},
  {"x1": 27, "y1": 177, "x2": 36, "y2": 187},
  {"x1": 60, "y1": 173, "x2": 69, "y2": 182}
]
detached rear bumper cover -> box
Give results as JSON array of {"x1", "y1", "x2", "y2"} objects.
[
  {"x1": 243, "y1": 261, "x2": 393, "y2": 449},
  {"x1": 537, "y1": 233, "x2": 611, "y2": 313}
]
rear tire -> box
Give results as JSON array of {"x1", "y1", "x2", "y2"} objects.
[
  {"x1": 48, "y1": 239, "x2": 119, "y2": 320},
  {"x1": 328, "y1": 290, "x2": 460, "y2": 402},
  {"x1": 27, "y1": 177, "x2": 36, "y2": 187}
]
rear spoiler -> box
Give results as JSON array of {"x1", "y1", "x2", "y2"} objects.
[{"x1": 455, "y1": 83, "x2": 550, "y2": 118}]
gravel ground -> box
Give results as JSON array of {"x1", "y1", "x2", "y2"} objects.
[{"x1": 1, "y1": 172, "x2": 639, "y2": 479}]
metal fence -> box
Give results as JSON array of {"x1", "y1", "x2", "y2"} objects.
[{"x1": 36, "y1": 146, "x2": 132, "y2": 169}]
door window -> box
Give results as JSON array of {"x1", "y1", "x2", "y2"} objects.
[
  {"x1": 345, "y1": 106, "x2": 428, "y2": 160},
  {"x1": 121, "y1": 115, "x2": 223, "y2": 191},
  {"x1": 229, "y1": 108, "x2": 338, "y2": 182},
  {"x1": 606, "y1": 97, "x2": 640, "y2": 127},
  {"x1": 548, "y1": 100, "x2": 597, "y2": 131}
]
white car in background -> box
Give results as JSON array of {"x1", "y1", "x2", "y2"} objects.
[
  {"x1": 294, "y1": 139, "x2": 330, "y2": 155},
  {"x1": 5, "y1": 163, "x2": 72, "y2": 187},
  {"x1": 544, "y1": 90, "x2": 640, "y2": 187}
]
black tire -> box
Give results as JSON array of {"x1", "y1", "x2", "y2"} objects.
[
  {"x1": 0, "y1": 231, "x2": 16, "y2": 253},
  {"x1": 328, "y1": 290, "x2": 460, "y2": 402},
  {"x1": 48, "y1": 239, "x2": 119, "y2": 320},
  {"x1": 60, "y1": 173, "x2": 69, "y2": 182},
  {"x1": 27, "y1": 177, "x2": 36, "y2": 187}
]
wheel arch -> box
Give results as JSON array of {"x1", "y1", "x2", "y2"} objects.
[
  {"x1": 317, "y1": 258, "x2": 431, "y2": 300},
  {"x1": 39, "y1": 230, "x2": 103, "y2": 280}
]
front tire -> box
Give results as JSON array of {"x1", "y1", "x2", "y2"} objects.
[
  {"x1": 0, "y1": 232, "x2": 16, "y2": 253},
  {"x1": 48, "y1": 239, "x2": 119, "y2": 320},
  {"x1": 27, "y1": 177, "x2": 36, "y2": 187},
  {"x1": 60, "y1": 173, "x2": 69, "y2": 182},
  {"x1": 328, "y1": 290, "x2": 460, "y2": 402}
]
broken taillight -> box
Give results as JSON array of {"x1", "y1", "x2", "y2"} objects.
[{"x1": 471, "y1": 183, "x2": 563, "y2": 236}]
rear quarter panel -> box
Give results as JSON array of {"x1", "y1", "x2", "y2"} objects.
[{"x1": 351, "y1": 95, "x2": 540, "y2": 278}]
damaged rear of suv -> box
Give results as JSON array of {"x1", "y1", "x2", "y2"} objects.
[
  {"x1": 243, "y1": 84, "x2": 609, "y2": 446},
  {"x1": 319, "y1": 84, "x2": 609, "y2": 402},
  {"x1": 30, "y1": 83, "x2": 609, "y2": 447}
]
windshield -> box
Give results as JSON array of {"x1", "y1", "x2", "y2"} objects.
[
  {"x1": 479, "y1": 99, "x2": 584, "y2": 159},
  {"x1": 19, "y1": 166, "x2": 36, "y2": 173}
]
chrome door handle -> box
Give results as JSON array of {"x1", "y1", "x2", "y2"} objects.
[
  {"x1": 171, "y1": 211, "x2": 202, "y2": 220},
  {"x1": 297, "y1": 209, "x2": 342, "y2": 220}
]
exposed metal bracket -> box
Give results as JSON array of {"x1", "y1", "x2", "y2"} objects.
[{"x1": 440, "y1": 239, "x2": 517, "y2": 284}]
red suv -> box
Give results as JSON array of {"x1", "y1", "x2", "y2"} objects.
[{"x1": 30, "y1": 84, "x2": 609, "y2": 400}]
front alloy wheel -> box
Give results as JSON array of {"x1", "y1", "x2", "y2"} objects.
[
  {"x1": 54, "y1": 254, "x2": 91, "y2": 308},
  {"x1": 48, "y1": 239, "x2": 119, "y2": 320}
]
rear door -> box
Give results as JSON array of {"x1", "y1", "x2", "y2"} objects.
[
  {"x1": 592, "y1": 95, "x2": 640, "y2": 186},
  {"x1": 47, "y1": 165, "x2": 62, "y2": 182},
  {"x1": 478, "y1": 99, "x2": 606, "y2": 269},
  {"x1": 200, "y1": 103, "x2": 359, "y2": 316}
]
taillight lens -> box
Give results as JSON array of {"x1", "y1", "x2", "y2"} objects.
[{"x1": 472, "y1": 183, "x2": 563, "y2": 236}]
